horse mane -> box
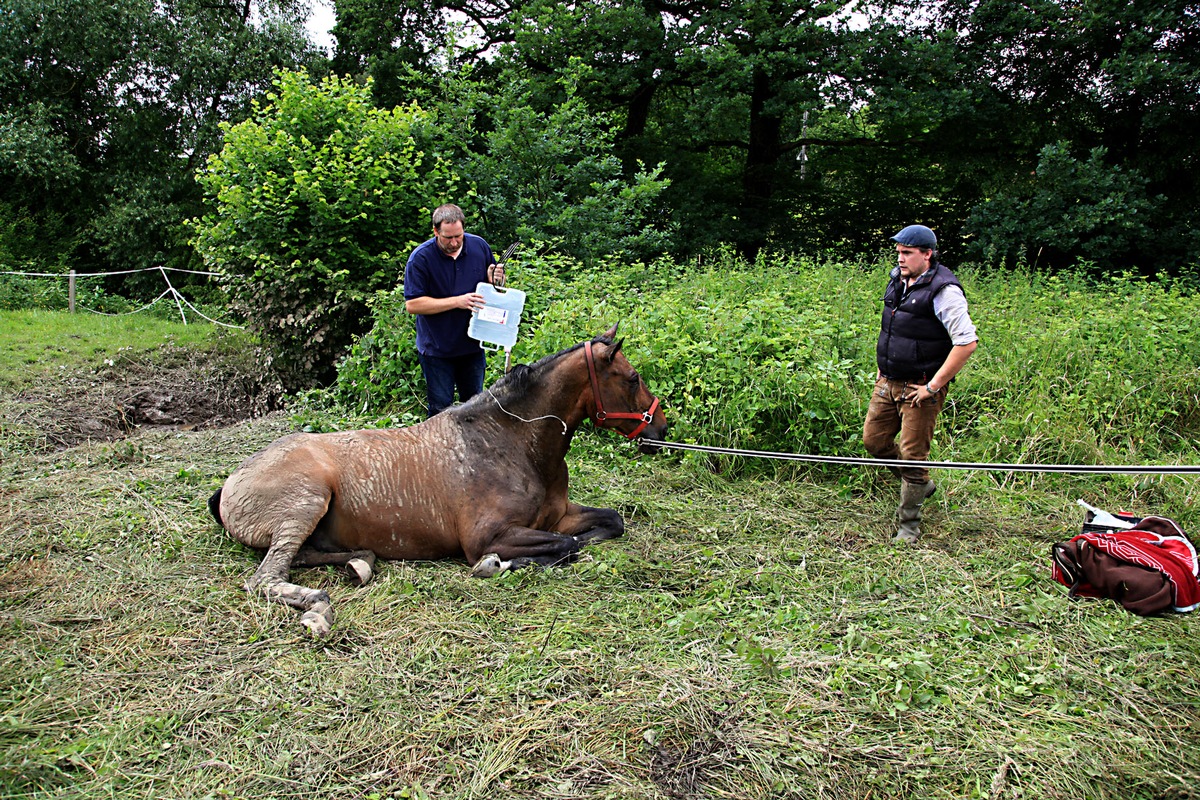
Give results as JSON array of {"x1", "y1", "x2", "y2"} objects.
[{"x1": 468, "y1": 332, "x2": 617, "y2": 409}]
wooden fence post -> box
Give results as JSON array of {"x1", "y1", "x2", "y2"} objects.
[{"x1": 69, "y1": 270, "x2": 76, "y2": 313}]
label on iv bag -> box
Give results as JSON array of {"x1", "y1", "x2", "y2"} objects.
[
  {"x1": 467, "y1": 282, "x2": 526, "y2": 349},
  {"x1": 477, "y1": 306, "x2": 509, "y2": 326}
]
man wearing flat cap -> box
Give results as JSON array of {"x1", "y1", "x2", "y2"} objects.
[{"x1": 863, "y1": 225, "x2": 979, "y2": 543}]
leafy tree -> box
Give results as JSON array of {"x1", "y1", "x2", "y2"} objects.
[
  {"x1": 335, "y1": 0, "x2": 1200, "y2": 271},
  {"x1": 0, "y1": 0, "x2": 321, "y2": 278},
  {"x1": 965, "y1": 143, "x2": 1162, "y2": 268},
  {"x1": 330, "y1": 0, "x2": 513, "y2": 107},
  {"x1": 498, "y1": 0, "x2": 959, "y2": 257},
  {"x1": 465, "y1": 63, "x2": 674, "y2": 264},
  {"x1": 192, "y1": 71, "x2": 459, "y2": 389},
  {"x1": 948, "y1": 0, "x2": 1200, "y2": 269}
]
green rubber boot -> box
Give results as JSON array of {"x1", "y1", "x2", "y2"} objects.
[{"x1": 894, "y1": 480, "x2": 936, "y2": 544}]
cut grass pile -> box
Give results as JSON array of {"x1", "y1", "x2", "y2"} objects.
[
  {"x1": 2, "y1": 301, "x2": 1199, "y2": 800},
  {"x1": 2, "y1": 415, "x2": 1198, "y2": 799}
]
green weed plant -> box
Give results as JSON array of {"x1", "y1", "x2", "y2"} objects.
[{"x1": 331, "y1": 251, "x2": 1200, "y2": 484}]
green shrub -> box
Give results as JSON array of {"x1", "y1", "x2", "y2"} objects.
[
  {"x1": 328, "y1": 251, "x2": 1200, "y2": 477},
  {"x1": 0, "y1": 273, "x2": 132, "y2": 313},
  {"x1": 952, "y1": 268, "x2": 1200, "y2": 466},
  {"x1": 964, "y1": 143, "x2": 1161, "y2": 270},
  {"x1": 467, "y1": 63, "x2": 675, "y2": 265},
  {"x1": 517, "y1": 249, "x2": 877, "y2": 460},
  {"x1": 328, "y1": 252, "x2": 578, "y2": 412},
  {"x1": 191, "y1": 70, "x2": 459, "y2": 390}
]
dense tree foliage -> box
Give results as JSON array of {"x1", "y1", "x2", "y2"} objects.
[
  {"x1": 0, "y1": 0, "x2": 321, "y2": 279},
  {"x1": 3, "y1": 0, "x2": 1198, "y2": 364},
  {"x1": 331, "y1": 0, "x2": 1200, "y2": 270},
  {"x1": 422, "y1": 62, "x2": 677, "y2": 264},
  {"x1": 950, "y1": 0, "x2": 1200, "y2": 268}
]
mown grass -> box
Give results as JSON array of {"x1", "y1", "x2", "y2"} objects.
[
  {"x1": 2, "y1": 261, "x2": 1200, "y2": 800},
  {"x1": 0, "y1": 310, "x2": 227, "y2": 392}
]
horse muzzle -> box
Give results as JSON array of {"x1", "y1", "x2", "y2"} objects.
[{"x1": 635, "y1": 416, "x2": 669, "y2": 454}]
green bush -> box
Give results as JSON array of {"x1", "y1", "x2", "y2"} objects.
[
  {"x1": 0, "y1": 273, "x2": 132, "y2": 313},
  {"x1": 328, "y1": 252, "x2": 578, "y2": 412},
  {"x1": 467, "y1": 63, "x2": 675, "y2": 265},
  {"x1": 964, "y1": 143, "x2": 1161, "y2": 270},
  {"x1": 191, "y1": 70, "x2": 459, "y2": 390},
  {"x1": 516, "y1": 249, "x2": 877, "y2": 460},
  {"x1": 952, "y1": 268, "x2": 1200, "y2": 466},
  {"x1": 328, "y1": 251, "x2": 1200, "y2": 477}
]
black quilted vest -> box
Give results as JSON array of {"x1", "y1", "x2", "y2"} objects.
[{"x1": 876, "y1": 262, "x2": 963, "y2": 382}]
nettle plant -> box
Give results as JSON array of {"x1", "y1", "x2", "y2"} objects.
[
  {"x1": 328, "y1": 254, "x2": 579, "y2": 414},
  {"x1": 509, "y1": 252, "x2": 875, "y2": 458},
  {"x1": 328, "y1": 250, "x2": 1200, "y2": 479},
  {"x1": 330, "y1": 251, "x2": 878, "y2": 460}
]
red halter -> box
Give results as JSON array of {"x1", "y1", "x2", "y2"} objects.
[{"x1": 583, "y1": 341, "x2": 661, "y2": 440}]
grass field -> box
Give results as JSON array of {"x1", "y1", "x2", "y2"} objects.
[
  {"x1": 2, "y1": 292, "x2": 1199, "y2": 799},
  {"x1": 0, "y1": 310, "x2": 223, "y2": 392}
]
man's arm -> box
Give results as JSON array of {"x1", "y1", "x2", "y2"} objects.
[
  {"x1": 913, "y1": 285, "x2": 978, "y2": 401},
  {"x1": 927, "y1": 341, "x2": 977, "y2": 392},
  {"x1": 405, "y1": 260, "x2": 500, "y2": 315},
  {"x1": 405, "y1": 294, "x2": 480, "y2": 315}
]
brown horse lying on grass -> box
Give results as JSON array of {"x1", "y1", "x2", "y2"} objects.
[{"x1": 208, "y1": 324, "x2": 668, "y2": 635}]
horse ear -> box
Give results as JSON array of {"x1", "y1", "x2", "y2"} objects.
[{"x1": 601, "y1": 322, "x2": 619, "y2": 341}]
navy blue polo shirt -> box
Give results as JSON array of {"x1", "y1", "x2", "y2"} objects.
[{"x1": 403, "y1": 233, "x2": 496, "y2": 357}]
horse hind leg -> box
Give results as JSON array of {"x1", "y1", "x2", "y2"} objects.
[{"x1": 245, "y1": 522, "x2": 337, "y2": 637}]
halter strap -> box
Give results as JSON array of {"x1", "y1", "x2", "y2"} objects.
[{"x1": 583, "y1": 340, "x2": 660, "y2": 440}]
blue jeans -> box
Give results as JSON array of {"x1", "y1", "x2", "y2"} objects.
[{"x1": 419, "y1": 350, "x2": 486, "y2": 417}]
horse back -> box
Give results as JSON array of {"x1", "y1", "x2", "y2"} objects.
[{"x1": 219, "y1": 423, "x2": 482, "y2": 558}]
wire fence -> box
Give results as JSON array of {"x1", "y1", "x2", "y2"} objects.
[{"x1": 0, "y1": 266, "x2": 243, "y2": 328}]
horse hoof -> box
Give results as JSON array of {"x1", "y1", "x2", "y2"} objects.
[
  {"x1": 300, "y1": 601, "x2": 334, "y2": 637},
  {"x1": 345, "y1": 558, "x2": 374, "y2": 587},
  {"x1": 470, "y1": 553, "x2": 511, "y2": 578}
]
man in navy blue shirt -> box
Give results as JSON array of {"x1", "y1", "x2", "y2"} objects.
[{"x1": 404, "y1": 204, "x2": 503, "y2": 416}]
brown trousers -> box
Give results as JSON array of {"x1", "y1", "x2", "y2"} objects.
[{"x1": 862, "y1": 376, "x2": 945, "y2": 484}]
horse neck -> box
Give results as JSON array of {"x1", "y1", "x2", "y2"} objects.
[
  {"x1": 529, "y1": 349, "x2": 594, "y2": 436},
  {"x1": 489, "y1": 349, "x2": 594, "y2": 453}
]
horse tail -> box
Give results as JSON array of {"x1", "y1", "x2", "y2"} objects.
[{"x1": 207, "y1": 487, "x2": 225, "y2": 529}]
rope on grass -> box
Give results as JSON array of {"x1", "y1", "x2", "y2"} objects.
[{"x1": 648, "y1": 440, "x2": 1200, "y2": 475}]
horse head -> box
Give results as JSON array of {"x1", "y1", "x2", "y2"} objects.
[{"x1": 584, "y1": 323, "x2": 669, "y2": 453}]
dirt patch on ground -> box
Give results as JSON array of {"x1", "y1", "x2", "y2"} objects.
[{"x1": 4, "y1": 345, "x2": 282, "y2": 451}]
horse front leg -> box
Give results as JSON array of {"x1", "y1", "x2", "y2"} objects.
[
  {"x1": 466, "y1": 525, "x2": 583, "y2": 578},
  {"x1": 555, "y1": 502, "x2": 625, "y2": 544}
]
